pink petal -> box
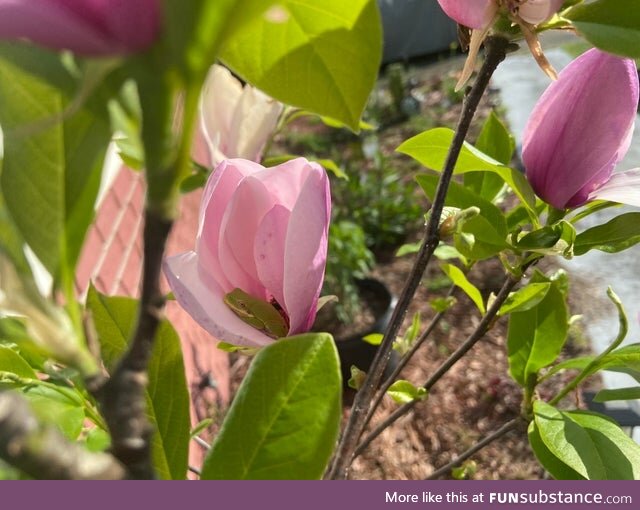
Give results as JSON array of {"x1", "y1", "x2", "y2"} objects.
[
  {"x1": 518, "y1": 0, "x2": 563, "y2": 25},
  {"x1": 437, "y1": 0, "x2": 498, "y2": 29},
  {"x1": 217, "y1": 175, "x2": 275, "y2": 298},
  {"x1": 197, "y1": 159, "x2": 264, "y2": 293},
  {"x1": 522, "y1": 49, "x2": 639, "y2": 209},
  {"x1": 164, "y1": 251, "x2": 273, "y2": 348},
  {"x1": 283, "y1": 163, "x2": 331, "y2": 333},
  {"x1": 254, "y1": 204, "x2": 290, "y2": 311},
  {"x1": 0, "y1": 0, "x2": 160, "y2": 55},
  {"x1": 591, "y1": 169, "x2": 640, "y2": 207}
]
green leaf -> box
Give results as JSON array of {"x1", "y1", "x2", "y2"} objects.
[
  {"x1": 528, "y1": 420, "x2": 585, "y2": 480},
  {"x1": 0, "y1": 44, "x2": 111, "y2": 278},
  {"x1": 399, "y1": 128, "x2": 536, "y2": 211},
  {"x1": 534, "y1": 401, "x2": 640, "y2": 479},
  {"x1": 499, "y1": 283, "x2": 551, "y2": 316},
  {"x1": 85, "y1": 427, "x2": 111, "y2": 453},
  {"x1": 574, "y1": 212, "x2": 640, "y2": 256},
  {"x1": 508, "y1": 273, "x2": 568, "y2": 386},
  {"x1": 363, "y1": 333, "x2": 383, "y2": 346},
  {"x1": 440, "y1": 264, "x2": 485, "y2": 314},
  {"x1": 86, "y1": 287, "x2": 190, "y2": 480},
  {"x1": 201, "y1": 333, "x2": 341, "y2": 479},
  {"x1": 593, "y1": 386, "x2": 640, "y2": 403},
  {"x1": 221, "y1": 0, "x2": 382, "y2": 130},
  {"x1": 546, "y1": 344, "x2": 640, "y2": 382},
  {"x1": 515, "y1": 221, "x2": 576, "y2": 258},
  {"x1": 0, "y1": 345, "x2": 37, "y2": 379},
  {"x1": 22, "y1": 385, "x2": 85, "y2": 440},
  {"x1": 430, "y1": 296, "x2": 457, "y2": 313},
  {"x1": 387, "y1": 380, "x2": 427, "y2": 404},
  {"x1": 465, "y1": 111, "x2": 514, "y2": 201},
  {"x1": 566, "y1": 0, "x2": 640, "y2": 59}
]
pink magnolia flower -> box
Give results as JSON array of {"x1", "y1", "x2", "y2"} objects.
[
  {"x1": 164, "y1": 158, "x2": 331, "y2": 347},
  {"x1": 437, "y1": 0, "x2": 563, "y2": 88},
  {"x1": 199, "y1": 65, "x2": 283, "y2": 166},
  {"x1": 0, "y1": 0, "x2": 161, "y2": 55},
  {"x1": 522, "y1": 49, "x2": 640, "y2": 209}
]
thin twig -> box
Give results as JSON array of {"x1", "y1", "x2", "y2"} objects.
[
  {"x1": 193, "y1": 435, "x2": 211, "y2": 450},
  {"x1": 95, "y1": 210, "x2": 173, "y2": 479},
  {"x1": 0, "y1": 391, "x2": 125, "y2": 479},
  {"x1": 355, "y1": 266, "x2": 528, "y2": 457},
  {"x1": 425, "y1": 418, "x2": 521, "y2": 479},
  {"x1": 363, "y1": 285, "x2": 457, "y2": 428},
  {"x1": 327, "y1": 36, "x2": 511, "y2": 480}
]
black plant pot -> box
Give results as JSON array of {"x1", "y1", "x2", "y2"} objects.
[{"x1": 334, "y1": 278, "x2": 399, "y2": 392}]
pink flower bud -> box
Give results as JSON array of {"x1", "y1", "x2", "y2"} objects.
[
  {"x1": 437, "y1": 0, "x2": 497, "y2": 29},
  {"x1": 523, "y1": 49, "x2": 640, "y2": 209},
  {"x1": 164, "y1": 158, "x2": 331, "y2": 347},
  {"x1": 0, "y1": 0, "x2": 161, "y2": 56},
  {"x1": 517, "y1": 0, "x2": 563, "y2": 25}
]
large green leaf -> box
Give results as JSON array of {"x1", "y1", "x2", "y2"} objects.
[
  {"x1": 0, "y1": 43, "x2": 110, "y2": 278},
  {"x1": 201, "y1": 333, "x2": 341, "y2": 479},
  {"x1": 593, "y1": 386, "x2": 640, "y2": 403},
  {"x1": 566, "y1": 0, "x2": 640, "y2": 59},
  {"x1": 508, "y1": 272, "x2": 568, "y2": 387},
  {"x1": 498, "y1": 283, "x2": 551, "y2": 316},
  {"x1": 86, "y1": 287, "x2": 190, "y2": 480},
  {"x1": 534, "y1": 401, "x2": 640, "y2": 480},
  {"x1": 22, "y1": 385, "x2": 85, "y2": 440},
  {"x1": 221, "y1": 0, "x2": 382, "y2": 130},
  {"x1": 398, "y1": 127, "x2": 536, "y2": 211},
  {"x1": 574, "y1": 212, "x2": 640, "y2": 256},
  {"x1": 528, "y1": 420, "x2": 584, "y2": 480}
]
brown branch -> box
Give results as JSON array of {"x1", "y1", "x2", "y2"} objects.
[
  {"x1": 355, "y1": 265, "x2": 529, "y2": 457},
  {"x1": 94, "y1": 209, "x2": 173, "y2": 479},
  {"x1": 327, "y1": 35, "x2": 511, "y2": 480},
  {"x1": 0, "y1": 391, "x2": 125, "y2": 479},
  {"x1": 363, "y1": 286, "x2": 457, "y2": 428},
  {"x1": 425, "y1": 418, "x2": 521, "y2": 479}
]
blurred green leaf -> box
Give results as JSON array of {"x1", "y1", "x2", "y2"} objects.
[
  {"x1": 574, "y1": 212, "x2": 640, "y2": 256},
  {"x1": 22, "y1": 385, "x2": 85, "y2": 440},
  {"x1": 534, "y1": 401, "x2": 640, "y2": 479},
  {"x1": 0, "y1": 44, "x2": 111, "y2": 278},
  {"x1": 221, "y1": 0, "x2": 382, "y2": 130},
  {"x1": 363, "y1": 333, "x2": 383, "y2": 346},
  {"x1": 0, "y1": 345, "x2": 37, "y2": 379},
  {"x1": 86, "y1": 287, "x2": 190, "y2": 480},
  {"x1": 387, "y1": 380, "x2": 427, "y2": 404},
  {"x1": 201, "y1": 333, "x2": 341, "y2": 479},
  {"x1": 593, "y1": 386, "x2": 640, "y2": 403},
  {"x1": 566, "y1": 0, "x2": 640, "y2": 58}
]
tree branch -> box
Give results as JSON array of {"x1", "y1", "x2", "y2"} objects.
[
  {"x1": 355, "y1": 265, "x2": 528, "y2": 457},
  {"x1": 94, "y1": 209, "x2": 173, "y2": 479},
  {"x1": 0, "y1": 391, "x2": 125, "y2": 479},
  {"x1": 425, "y1": 418, "x2": 521, "y2": 479},
  {"x1": 327, "y1": 35, "x2": 511, "y2": 480}
]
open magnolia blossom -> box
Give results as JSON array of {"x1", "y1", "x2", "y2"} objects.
[
  {"x1": 522, "y1": 48, "x2": 640, "y2": 210},
  {"x1": 164, "y1": 157, "x2": 330, "y2": 347},
  {"x1": 437, "y1": 0, "x2": 563, "y2": 89},
  {"x1": 0, "y1": 0, "x2": 161, "y2": 56},
  {"x1": 199, "y1": 65, "x2": 283, "y2": 166}
]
